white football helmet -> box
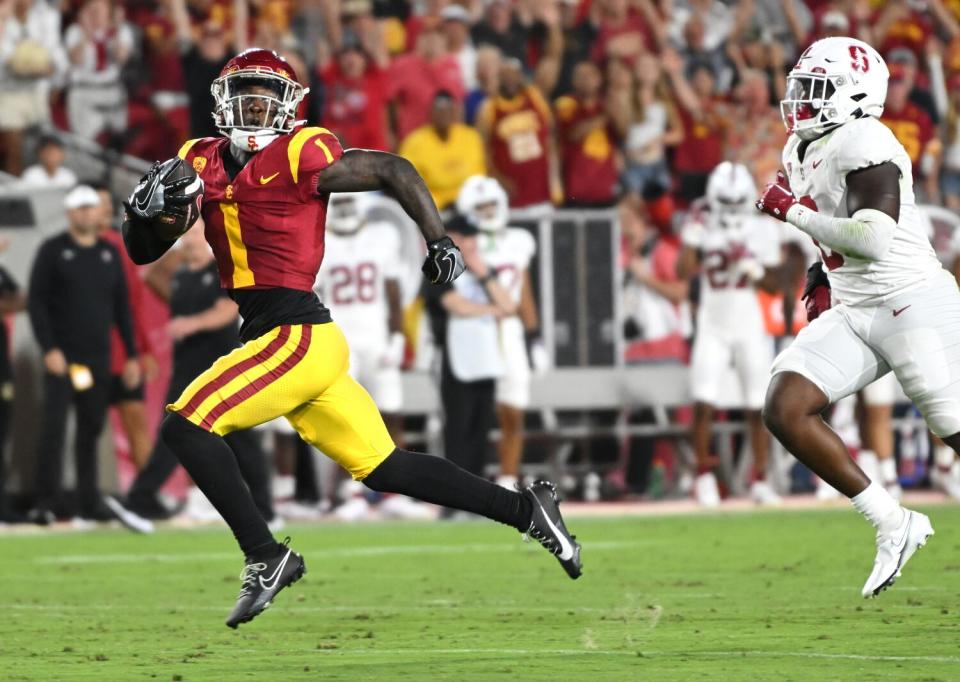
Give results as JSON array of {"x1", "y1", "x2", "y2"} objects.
[
  {"x1": 327, "y1": 192, "x2": 369, "y2": 234},
  {"x1": 705, "y1": 161, "x2": 756, "y2": 221},
  {"x1": 781, "y1": 37, "x2": 888, "y2": 141},
  {"x1": 456, "y1": 175, "x2": 509, "y2": 233}
]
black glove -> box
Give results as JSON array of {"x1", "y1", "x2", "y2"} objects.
[
  {"x1": 126, "y1": 158, "x2": 203, "y2": 222},
  {"x1": 801, "y1": 261, "x2": 831, "y2": 322},
  {"x1": 422, "y1": 236, "x2": 465, "y2": 284}
]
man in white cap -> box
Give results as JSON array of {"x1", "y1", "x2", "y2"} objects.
[{"x1": 26, "y1": 184, "x2": 141, "y2": 524}]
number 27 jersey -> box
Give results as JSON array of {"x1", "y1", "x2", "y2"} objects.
[{"x1": 781, "y1": 117, "x2": 941, "y2": 306}]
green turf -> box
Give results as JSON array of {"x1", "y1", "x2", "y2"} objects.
[{"x1": 0, "y1": 507, "x2": 958, "y2": 681}]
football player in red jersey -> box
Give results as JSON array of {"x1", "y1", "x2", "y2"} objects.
[{"x1": 121, "y1": 49, "x2": 581, "y2": 628}]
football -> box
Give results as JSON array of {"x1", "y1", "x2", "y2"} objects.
[{"x1": 153, "y1": 157, "x2": 203, "y2": 241}]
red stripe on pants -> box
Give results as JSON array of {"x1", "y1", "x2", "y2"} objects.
[
  {"x1": 199, "y1": 325, "x2": 313, "y2": 430},
  {"x1": 177, "y1": 326, "x2": 292, "y2": 420}
]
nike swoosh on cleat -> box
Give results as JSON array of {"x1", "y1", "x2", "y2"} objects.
[
  {"x1": 258, "y1": 550, "x2": 292, "y2": 591},
  {"x1": 533, "y1": 497, "x2": 574, "y2": 561}
]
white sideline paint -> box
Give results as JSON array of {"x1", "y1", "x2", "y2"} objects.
[{"x1": 32, "y1": 540, "x2": 642, "y2": 565}]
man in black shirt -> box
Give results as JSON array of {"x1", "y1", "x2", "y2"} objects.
[
  {"x1": 27, "y1": 185, "x2": 141, "y2": 524},
  {"x1": 108, "y1": 223, "x2": 274, "y2": 530},
  {"x1": 0, "y1": 239, "x2": 25, "y2": 522}
]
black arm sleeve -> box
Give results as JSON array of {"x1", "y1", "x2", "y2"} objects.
[
  {"x1": 122, "y1": 211, "x2": 177, "y2": 265},
  {"x1": 111, "y1": 248, "x2": 137, "y2": 356},
  {"x1": 27, "y1": 242, "x2": 57, "y2": 352}
]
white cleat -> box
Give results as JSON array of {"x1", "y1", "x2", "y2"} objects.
[
  {"x1": 749, "y1": 480, "x2": 782, "y2": 506},
  {"x1": 884, "y1": 482, "x2": 903, "y2": 501},
  {"x1": 694, "y1": 472, "x2": 721, "y2": 508},
  {"x1": 378, "y1": 495, "x2": 435, "y2": 520},
  {"x1": 104, "y1": 496, "x2": 155, "y2": 534},
  {"x1": 931, "y1": 463, "x2": 960, "y2": 501},
  {"x1": 333, "y1": 496, "x2": 371, "y2": 522},
  {"x1": 861, "y1": 509, "x2": 934, "y2": 598}
]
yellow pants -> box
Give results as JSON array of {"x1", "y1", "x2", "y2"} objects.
[{"x1": 168, "y1": 323, "x2": 395, "y2": 479}]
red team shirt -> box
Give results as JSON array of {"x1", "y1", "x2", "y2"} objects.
[
  {"x1": 176, "y1": 127, "x2": 344, "y2": 293},
  {"x1": 477, "y1": 86, "x2": 553, "y2": 207},
  {"x1": 554, "y1": 94, "x2": 618, "y2": 205}
]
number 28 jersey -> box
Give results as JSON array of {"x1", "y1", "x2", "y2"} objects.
[
  {"x1": 782, "y1": 117, "x2": 942, "y2": 306},
  {"x1": 313, "y1": 222, "x2": 401, "y2": 350}
]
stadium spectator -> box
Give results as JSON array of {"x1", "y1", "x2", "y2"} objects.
[
  {"x1": 470, "y1": 0, "x2": 533, "y2": 67},
  {"x1": 663, "y1": 50, "x2": 728, "y2": 204},
  {"x1": 399, "y1": 90, "x2": 486, "y2": 212},
  {"x1": 554, "y1": 0, "x2": 599, "y2": 97},
  {"x1": 554, "y1": 60, "x2": 619, "y2": 207},
  {"x1": 18, "y1": 135, "x2": 77, "y2": 189},
  {"x1": 673, "y1": 7, "x2": 735, "y2": 95},
  {"x1": 112, "y1": 223, "x2": 274, "y2": 527},
  {"x1": 26, "y1": 185, "x2": 140, "y2": 524},
  {"x1": 616, "y1": 54, "x2": 683, "y2": 201},
  {"x1": 170, "y1": 0, "x2": 234, "y2": 139},
  {"x1": 667, "y1": 0, "x2": 735, "y2": 54},
  {"x1": 476, "y1": 58, "x2": 560, "y2": 209},
  {"x1": 724, "y1": 69, "x2": 786, "y2": 186},
  {"x1": 464, "y1": 43, "x2": 500, "y2": 124},
  {"x1": 737, "y1": 0, "x2": 813, "y2": 63},
  {"x1": 886, "y1": 47, "x2": 940, "y2": 124},
  {"x1": 872, "y1": 0, "x2": 959, "y2": 68},
  {"x1": 882, "y1": 61, "x2": 941, "y2": 203},
  {"x1": 620, "y1": 199, "x2": 690, "y2": 361},
  {"x1": 64, "y1": 0, "x2": 134, "y2": 142},
  {"x1": 388, "y1": 25, "x2": 465, "y2": 141},
  {"x1": 0, "y1": 237, "x2": 25, "y2": 523},
  {"x1": 422, "y1": 216, "x2": 516, "y2": 496},
  {"x1": 0, "y1": 0, "x2": 66, "y2": 175},
  {"x1": 941, "y1": 72, "x2": 960, "y2": 211},
  {"x1": 590, "y1": 0, "x2": 665, "y2": 64},
  {"x1": 441, "y1": 4, "x2": 477, "y2": 90},
  {"x1": 94, "y1": 185, "x2": 155, "y2": 472},
  {"x1": 319, "y1": 40, "x2": 390, "y2": 151}
]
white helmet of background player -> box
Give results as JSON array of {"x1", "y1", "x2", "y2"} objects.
[
  {"x1": 327, "y1": 192, "x2": 369, "y2": 234},
  {"x1": 706, "y1": 161, "x2": 756, "y2": 219},
  {"x1": 781, "y1": 37, "x2": 888, "y2": 141},
  {"x1": 456, "y1": 175, "x2": 509, "y2": 233}
]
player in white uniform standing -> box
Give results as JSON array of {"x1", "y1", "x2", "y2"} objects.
[
  {"x1": 314, "y1": 193, "x2": 424, "y2": 520},
  {"x1": 456, "y1": 176, "x2": 543, "y2": 490},
  {"x1": 756, "y1": 37, "x2": 950, "y2": 597},
  {"x1": 678, "y1": 162, "x2": 782, "y2": 507}
]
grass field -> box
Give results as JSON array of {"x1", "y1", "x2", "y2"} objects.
[{"x1": 1, "y1": 507, "x2": 959, "y2": 681}]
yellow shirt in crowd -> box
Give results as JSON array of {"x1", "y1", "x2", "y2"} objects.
[{"x1": 399, "y1": 123, "x2": 486, "y2": 210}]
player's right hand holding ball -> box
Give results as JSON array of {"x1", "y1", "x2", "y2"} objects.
[{"x1": 422, "y1": 236, "x2": 465, "y2": 284}]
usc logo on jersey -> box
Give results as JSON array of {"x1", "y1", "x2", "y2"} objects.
[
  {"x1": 226, "y1": 184, "x2": 234, "y2": 200},
  {"x1": 193, "y1": 157, "x2": 207, "y2": 174}
]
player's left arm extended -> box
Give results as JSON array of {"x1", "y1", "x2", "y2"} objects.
[
  {"x1": 315, "y1": 149, "x2": 464, "y2": 284},
  {"x1": 315, "y1": 149, "x2": 445, "y2": 242},
  {"x1": 757, "y1": 163, "x2": 900, "y2": 261}
]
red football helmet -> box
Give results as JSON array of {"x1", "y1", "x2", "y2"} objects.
[{"x1": 211, "y1": 48, "x2": 307, "y2": 151}]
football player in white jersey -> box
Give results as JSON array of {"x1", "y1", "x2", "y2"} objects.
[
  {"x1": 756, "y1": 37, "x2": 950, "y2": 598},
  {"x1": 314, "y1": 194, "x2": 428, "y2": 520},
  {"x1": 457, "y1": 176, "x2": 543, "y2": 489},
  {"x1": 679, "y1": 162, "x2": 783, "y2": 507}
]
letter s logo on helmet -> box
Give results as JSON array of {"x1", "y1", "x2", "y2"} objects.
[{"x1": 780, "y1": 37, "x2": 889, "y2": 141}]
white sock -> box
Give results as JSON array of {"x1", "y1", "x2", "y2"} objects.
[
  {"x1": 851, "y1": 482, "x2": 904, "y2": 533},
  {"x1": 934, "y1": 444, "x2": 956, "y2": 470},
  {"x1": 878, "y1": 457, "x2": 898, "y2": 485}
]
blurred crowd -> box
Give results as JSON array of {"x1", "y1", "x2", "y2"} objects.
[{"x1": 5, "y1": 0, "x2": 960, "y2": 521}]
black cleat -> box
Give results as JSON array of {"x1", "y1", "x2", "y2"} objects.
[
  {"x1": 225, "y1": 537, "x2": 306, "y2": 629},
  {"x1": 521, "y1": 480, "x2": 582, "y2": 579}
]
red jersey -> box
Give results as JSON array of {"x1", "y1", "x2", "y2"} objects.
[
  {"x1": 554, "y1": 94, "x2": 618, "y2": 205},
  {"x1": 477, "y1": 86, "x2": 553, "y2": 207},
  {"x1": 176, "y1": 127, "x2": 344, "y2": 293},
  {"x1": 321, "y1": 63, "x2": 389, "y2": 151},
  {"x1": 101, "y1": 228, "x2": 154, "y2": 375}
]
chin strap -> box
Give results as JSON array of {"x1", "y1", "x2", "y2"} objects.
[{"x1": 228, "y1": 128, "x2": 280, "y2": 153}]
